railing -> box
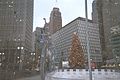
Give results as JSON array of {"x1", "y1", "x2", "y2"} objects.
[{"x1": 57, "y1": 69, "x2": 116, "y2": 72}]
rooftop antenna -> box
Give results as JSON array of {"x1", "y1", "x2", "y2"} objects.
[{"x1": 55, "y1": 0, "x2": 58, "y2": 7}]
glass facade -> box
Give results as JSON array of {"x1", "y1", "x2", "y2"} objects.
[{"x1": 111, "y1": 25, "x2": 120, "y2": 57}]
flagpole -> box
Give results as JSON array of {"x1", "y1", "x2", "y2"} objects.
[{"x1": 85, "y1": 0, "x2": 92, "y2": 80}]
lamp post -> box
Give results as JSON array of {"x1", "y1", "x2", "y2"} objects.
[
  {"x1": 38, "y1": 56, "x2": 40, "y2": 68},
  {"x1": 60, "y1": 52, "x2": 63, "y2": 69},
  {"x1": 85, "y1": 0, "x2": 92, "y2": 80},
  {"x1": 52, "y1": 56, "x2": 55, "y2": 71},
  {"x1": 112, "y1": 49, "x2": 119, "y2": 70},
  {"x1": 0, "y1": 52, "x2": 4, "y2": 68},
  {"x1": 40, "y1": 32, "x2": 48, "y2": 80},
  {"x1": 40, "y1": 48, "x2": 46, "y2": 80},
  {"x1": 40, "y1": 39, "x2": 47, "y2": 80},
  {"x1": 115, "y1": 56, "x2": 119, "y2": 71},
  {"x1": 17, "y1": 46, "x2": 24, "y2": 71},
  {"x1": 31, "y1": 52, "x2": 35, "y2": 70}
]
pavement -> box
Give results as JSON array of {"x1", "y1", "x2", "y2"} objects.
[
  {"x1": 15, "y1": 70, "x2": 41, "y2": 80},
  {"x1": 16, "y1": 75, "x2": 41, "y2": 80}
]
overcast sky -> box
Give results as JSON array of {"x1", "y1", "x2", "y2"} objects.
[{"x1": 33, "y1": 0, "x2": 94, "y2": 31}]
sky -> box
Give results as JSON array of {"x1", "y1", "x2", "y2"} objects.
[{"x1": 33, "y1": 0, "x2": 94, "y2": 31}]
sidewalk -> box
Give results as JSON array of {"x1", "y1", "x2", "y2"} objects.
[
  {"x1": 16, "y1": 75, "x2": 41, "y2": 80},
  {"x1": 15, "y1": 70, "x2": 40, "y2": 80}
]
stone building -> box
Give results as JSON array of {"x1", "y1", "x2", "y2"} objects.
[{"x1": 92, "y1": 0, "x2": 120, "y2": 61}]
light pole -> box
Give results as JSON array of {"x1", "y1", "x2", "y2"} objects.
[
  {"x1": 115, "y1": 56, "x2": 119, "y2": 71},
  {"x1": 112, "y1": 49, "x2": 119, "y2": 70},
  {"x1": 0, "y1": 52, "x2": 4, "y2": 68},
  {"x1": 85, "y1": 0, "x2": 92, "y2": 80},
  {"x1": 17, "y1": 46, "x2": 24, "y2": 71},
  {"x1": 37, "y1": 56, "x2": 40, "y2": 69},
  {"x1": 40, "y1": 33, "x2": 47, "y2": 80},
  {"x1": 95, "y1": 57, "x2": 97, "y2": 68},
  {"x1": 60, "y1": 52, "x2": 63, "y2": 69},
  {"x1": 31, "y1": 52, "x2": 35, "y2": 70},
  {"x1": 52, "y1": 56, "x2": 55, "y2": 71},
  {"x1": 40, "y1": 44, "x2": 47, "y2": 80}
]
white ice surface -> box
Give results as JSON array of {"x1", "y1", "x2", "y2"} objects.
[{"x1": 45, "y1": 69, "x2": 120, "y2": 80}]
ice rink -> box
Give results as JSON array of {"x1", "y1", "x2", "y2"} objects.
[{"x1": 45, "y1": 69, "x2": 120, "y2": 80}]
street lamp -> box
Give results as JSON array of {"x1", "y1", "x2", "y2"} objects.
[
  {"x1": 38, "y1": 56, "x2": 40, "y2": 59},
  {"x1": 0, "y1": 53, "x2": 4, "y2": 55},
  {"x1": 17, "y1": 46, "x2": 24, "y2": 71},
  {"x1": 52, "y1": 56, "x2": 55, "y2": 71},
  {"x1": 115, "y1": 56, "x2": 119, "y2": 71},
  {"x1": 85, "y1": 0, "x2": 92, "y2": 80},
  {"x1": 31, "y1": 52, "x2": 35, "y2": 56},
  {"x1": 17, "y1": 57, "x2": 19, "y2": 59},
  {"x1": 0, "y1": 52, "x2": 5, "y2": 67},
  {"x1": 40, "y1": 36, "x2": 47, "y2": 80},
  {"x1": 31, "y1": 52, "x2": 35, "y2": 70}
]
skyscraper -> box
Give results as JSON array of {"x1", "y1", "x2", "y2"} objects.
[
  {"x1": 0, "y1": 0, "x2": 34, "y2": 69},
  {"x1": 49, "y1": 7, "x2": 62, "y2": 34},
  {"x1": 92, "y1": 0, "x2": 120, "y2": 61}
]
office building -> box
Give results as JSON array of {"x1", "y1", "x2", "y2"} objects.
[
  {"x1": 111, "y1": 25, "x2": 120, "y2": 57},
  {"x1": 92, "y1": 0, "x2": 120, "y2": 61},
  {"x1": 51, "y1": 17, "x2": 102, "y2": 66},
  {"x1": 49, "y1": 7, "x2": 62, "y2": 34},
  {"x1": 0, "y1": 0, "x2": 34, "y2": 69}
]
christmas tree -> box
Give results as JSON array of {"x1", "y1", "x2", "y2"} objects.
[{"x1": 69, "y1": 32, "x2": 85, "y2": 69}]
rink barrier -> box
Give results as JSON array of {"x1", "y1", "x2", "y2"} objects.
[
  {"x1": 45, "y1": 69, "x2": 119, "y2": 80},
  {"x1": 57, "y1": 69, "x2": 115, "y2": 72}
]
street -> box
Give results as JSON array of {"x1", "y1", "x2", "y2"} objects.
[{"x1": 16, "y1": 75, "x2": 41, "y2": 80}]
